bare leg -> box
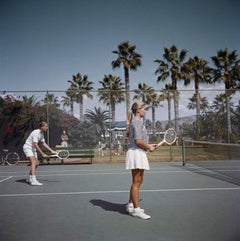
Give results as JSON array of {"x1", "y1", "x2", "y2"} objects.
[
  {"x1": 28, "y1": 156, "x2": 39, "y2": 176},
  {"x1": 129, "y1": 169, "x2": 144, "y2": 208}
]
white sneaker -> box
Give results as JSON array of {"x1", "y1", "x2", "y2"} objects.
[
  {"x1": 132, "y1": 208, "x2": 151, "y2": 220},
  {"x1": 126, "y1": 203, "x2": 144, "y2": 215},
  {"x1": 30, "y1": 179, "x2": 43, "y2": 186},
  {"x1": 26, "y1": 176, "x2": 33, "y2": 184}
]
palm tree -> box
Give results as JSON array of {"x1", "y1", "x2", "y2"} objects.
[
  {"x1": 112, "y1": 41, "x2": 142, "y2": 120},
  {"x1": 161, "y1": 84, "x2": 174, "y2": 128},
  {"x1": 211, "y1": 49, "x2": 240, "y2": 142},
  {"x1": 68, "y1": 73, "x2": 93, "y2": 121},
  {"x1": 64, "y1": 86, "x2": 76, "y2": 116},
  {"x1": 182, "y1": 56, "x2": 212, "y2": 119},
  {"x1": 61, "y1": 96, "x2": 72, "y2": 115},
  {"x1": 98, "y1": 74, "x2": 125, "y2": 122},
  {"x1": 133, "y1": 83, "x2": 153, "y2": 103},
  {"x1": 133, "y1": 83, "x2": 163, "y2": 135},
  {"x1": 187, "y1": 93, "x2": 209, "y2": 114},
  {"x1": 84, "y1": 107, "x2": 109, "y2": 140},
  {"x1": 21, "y1": 95, "x2": 40, "y2": 130},
  {"x1": 42, "y1": 92, "x2": 60, "y2": 108},
  {"x1": 147, "y1": 91, "x2": 164, "y2": 135},
  {"x1": 155, "y1": 45, "x2": 187, "y2": 133},
  {"x1": 211, "y1": 93, "x2": 234, "y2": 141}
]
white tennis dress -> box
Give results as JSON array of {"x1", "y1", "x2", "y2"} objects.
[{"x1": 125, "y1": 117, "x2": 150, "y2": 170}]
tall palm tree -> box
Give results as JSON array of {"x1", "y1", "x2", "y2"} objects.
[
  {"x1": 161, "y1": 84, "x2": 174, "y2": 128},
  {"x1": 98, "y1": 74, "x2": 125, "y2": 122},
  {"x1": 112, "y1": 41, "x2": 142, "y2": 120},
  {"x1": 84, "y1": 107, "x2": 109, "y2": 140},
  {"x1": 211, "y1": 49, "x2": 240, "y2": 142},
  {"x1": 68, "y1": 73, "x2": 93, "y2": 121},
  {"x1": 182, "y1": 56, "x2": 212, "y2": 119},
  {"x1": 155, "y1": 45, "x2": 187, "y2": 133}
]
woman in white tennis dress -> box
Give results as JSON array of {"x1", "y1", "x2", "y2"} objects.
[{"x1": 125, "y1": 102, "x2": 157, "y2": 220}]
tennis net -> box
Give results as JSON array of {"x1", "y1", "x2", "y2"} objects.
[{"x1": 182, "y1": 139, "x2": 240, "y2": 166}]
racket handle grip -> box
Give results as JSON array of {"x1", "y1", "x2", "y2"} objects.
[{"x1": 156, "y1": 140, "x2": 164, "y2": 148}]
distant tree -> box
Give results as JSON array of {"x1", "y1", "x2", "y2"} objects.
[
  {"x1": 62, "y1": 87, "x2": 75, "y2": 115},
  {"x1": 133, "y1": 83, "x2": 153, "y2": 104},
  {"x1": 98, "y1": 74, "x2": 125, "y2": 122},
  {"x1": 161, "y1": 84, "x2": 174, "y2": 127},
  {"x1": 182, "y1": 56, "x2": 212, "y2": 119},
  {"x1": 84, "y1": 107, "x2": 110, "y2": 140},
  {"x1": 112, "y1": 41, "x2": 142, "y2": 120},
  {"x1": 42, "y1": 92, "x2": 60, "y2": 107},
  {"x1": 155, "y1": 45, "x2": 187, "y2": 133},
  {"x1": 211, "y1": 48, "x2": 240, "y2": 142},
  {"x1": 187, "y1": 93, "x2": 209, "y2": 114},
  {"x1": 68, "y1": 73, "x2": 93, "y2": 121}
]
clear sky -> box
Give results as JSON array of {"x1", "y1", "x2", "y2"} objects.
[{"x1": 0, "y1": 0, "x2": 239, "y2": 120}]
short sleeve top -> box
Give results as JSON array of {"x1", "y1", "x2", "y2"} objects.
[
  {"x1": 128, "y1": 117, "x2": 148, "y2": 149},
  {"x1": 24, "y1": 129, "x2": 45, "y2": 150}
]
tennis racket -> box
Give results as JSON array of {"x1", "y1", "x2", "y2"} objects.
[
  {"x1": 49, "y1": 150, "x2": 70, "y2": 159},
  {"x1": 156, "y1": 128, "x2": 177, "y2": 148}
]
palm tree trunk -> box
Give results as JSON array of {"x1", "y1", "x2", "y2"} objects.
[
  {"x1": 152, "y1": 107, "x2": 156, "y2": 136},
  {"x1": 80, "y1": 102, "x2": 84, "y2": 122},
  {"x1": 173, "y1": 90, "x2": 179, "y2": 133},
  {"x1": 167, "y1": 92, "x2": 171, "y2": 128},
  {"x1": 111, "y1": 103, "x2": 116, "y2": 122},
  {"x1": 225, "y1": 89, "x2": 232, "y2": 143},
  {"x1": 124, "y1": 66, "x2": 130, "y2": 120}
]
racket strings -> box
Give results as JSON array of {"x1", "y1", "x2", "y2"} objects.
[
  {"x1": 58, "y1": 150, "x2": 69, "y2": 159},
  {"x1": 165, "y1": 129, "x2": 176, "y2": 144}
]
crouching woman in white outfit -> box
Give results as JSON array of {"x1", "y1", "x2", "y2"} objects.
[
  {"x1": 23, "y1": 121, "x2": 56, "y2": 186},
  {"x1": 125, "y1": 102, "x2": 157, "y2": 220}
]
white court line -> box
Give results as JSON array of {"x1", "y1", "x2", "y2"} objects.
[
  {"x1": 0, "y1": 168, "x2": 240, "y2": 179},
  {"x1": 0, "y1": 187, "x2": 239, "y2": 198},
  {"x1": 0, "y1": 176, "x2": 13, "y2": 183}
]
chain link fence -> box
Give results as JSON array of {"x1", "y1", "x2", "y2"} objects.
[{"x1": 0, "y1": 89, "x2": 239, "y2": 163}]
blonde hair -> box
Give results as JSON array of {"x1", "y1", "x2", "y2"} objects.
[{"x1": 125, "y1": 102, "x2": 145, "y2": 137}]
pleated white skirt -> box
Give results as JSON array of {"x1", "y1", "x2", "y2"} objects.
[{"x1": 125, "y1": 148, "x2": 150, "y2": 170}]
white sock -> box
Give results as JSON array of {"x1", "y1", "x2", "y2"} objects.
[
  {"x1": 134, "y1": 207, "x2": 141, "y2": 212},
  {"x1": 32, "y1": 175, "x2": 37, "y2": 181}
]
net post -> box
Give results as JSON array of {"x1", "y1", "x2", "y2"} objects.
[{"x1": 182, "y1": 138, "x2": 186, "y2": 166}]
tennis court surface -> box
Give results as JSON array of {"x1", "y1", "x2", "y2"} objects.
[{"x1": 0, "y1": 161, "x2": 240, "y2": 241}]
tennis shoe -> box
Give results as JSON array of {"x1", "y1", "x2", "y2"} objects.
[
  {"x1": 30, "y1": 179, "x2": 43, "y2": 186},
  {"x1": 126, "y1": 203, "x2": 144, "y2": 215},
  {"x1": 132, "y1": 208, "x2": 151, "y2": 220},
  {"x1": 26, "y1": 176, "x2": 33, "y2": 184}
]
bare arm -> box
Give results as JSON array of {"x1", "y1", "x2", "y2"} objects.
[
  {"x1": 135, "y1": 139, "x2": 156, "y2": 152},
  {"x1": 42, "y1": 142, "x2": 55, "y2": 154},
  {"x1": 33, "y1": 142, "x2": 48, "y2": 158}
]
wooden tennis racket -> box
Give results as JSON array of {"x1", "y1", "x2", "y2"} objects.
[
  {"x1": 156, "y1": 128, "x2": 177, "y2": 148},
  {"x1": 49, "y1": 150, "x2": 70, "y2": 159}
]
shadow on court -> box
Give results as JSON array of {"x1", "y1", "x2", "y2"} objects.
[
  {"x1": 1, "y1": 162, "x2": 240, "y2": 241},
  {"x1": 90, "y1": 199, "x2": 128, "y2": 215}
]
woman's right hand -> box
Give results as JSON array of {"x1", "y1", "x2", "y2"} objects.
[{"x1": 149, "y1": 144, "x2": 157, "y2": 152}]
